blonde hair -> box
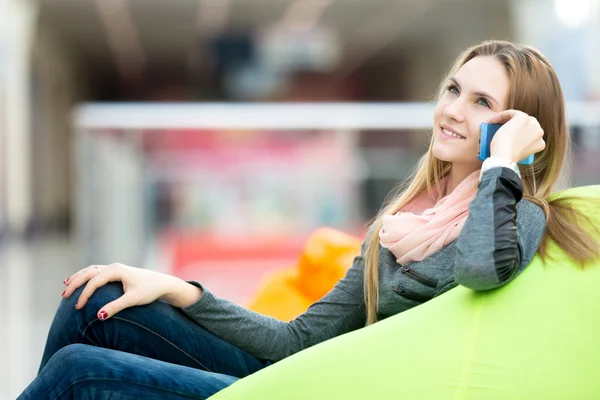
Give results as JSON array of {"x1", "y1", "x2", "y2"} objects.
[{"x1": 363, "y1": 40, "x2": 600, "y2": 325}]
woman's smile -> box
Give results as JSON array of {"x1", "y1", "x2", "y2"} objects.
[{"x1": 439, "y1": 125, "x2": 466, "y2": 140}]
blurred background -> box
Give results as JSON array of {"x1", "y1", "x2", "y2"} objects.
[{"x1": 2, "y1": 0, "x2": 600, "y2": 397}]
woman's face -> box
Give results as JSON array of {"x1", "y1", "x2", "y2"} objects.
[{"x1": 432, "y1": 56, "x2": 510, "y2": 170}]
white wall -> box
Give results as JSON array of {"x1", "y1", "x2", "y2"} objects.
[{"x1": 0, "y1": 0, "x2": 37, "y2": 235}]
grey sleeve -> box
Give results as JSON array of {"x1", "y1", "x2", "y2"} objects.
[
  {"x1": 453, "y1": 167, "x2": 547, "y2": 291},
  {"x1": 180, "y1": 239, "x2": 367, "y2": 362}
]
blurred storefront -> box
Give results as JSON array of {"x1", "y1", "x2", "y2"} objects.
[
  {"x1": 4, "y1": 0, "x2": 600, "y2": 308},
  {"x1": 21, "y1": 0, "x2": 514, "y2": 238},
  {"x1": 0, "y1": 0, "x2": 598, "y2": 298}
]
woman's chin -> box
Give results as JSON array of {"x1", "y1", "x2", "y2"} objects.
[
  {"x1": 432, "y1": 146, "x2": 478, "y2": 165},
  {"x1": 431, "y1": 148, "x2": 454, "y2": 163}
]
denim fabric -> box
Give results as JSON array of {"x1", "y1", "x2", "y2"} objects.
[{"x1": 18, "y1": 282, "x2": 269, "y2": 399}]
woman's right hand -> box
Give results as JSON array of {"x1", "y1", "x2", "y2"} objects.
[
  {"x1": 62, "y1": 263, "x2": 202, "y2": 320},
  {"x1": 487, "y1": 109, "x2": 546, "y2": 163}
]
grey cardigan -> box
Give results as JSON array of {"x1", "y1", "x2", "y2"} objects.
[{"x1": 182, "y1": 167, "x2": 547, "y2": 362}]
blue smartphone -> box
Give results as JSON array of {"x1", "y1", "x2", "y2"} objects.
[{"x1": 478, "y1": 123, "x2": 535, "y2": 165}]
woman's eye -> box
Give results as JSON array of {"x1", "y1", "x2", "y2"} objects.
[
  {"x1": 477, "y1": 98, "x2": 491, "y2": 108},
  {"x1": 447, "y1": 84, "x2": 459, "y2": 95}
]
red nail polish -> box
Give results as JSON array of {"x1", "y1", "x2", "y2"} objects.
[
  {"x1": 62, "y1": 290, "x2": 65, "y2": 297},
  {"x1": 98, "y1": 310, "x2": 108, "y2": 321},
  {"x1": 63, "y1": 278, "x2": 69, "y2": 285}
]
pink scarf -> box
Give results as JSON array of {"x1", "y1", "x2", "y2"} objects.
[{"x1": 379, "y1": 170, "x2": 480, "y2": 265}]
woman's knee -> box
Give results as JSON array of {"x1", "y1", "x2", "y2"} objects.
[
  {"x1": 52, "y1": 282, "x2": 124, "y2": 334},
  {"x1": 40, "y1": 344, "x2": 240, "y2": 400},
  {"x1": 67, "y1": 282, "x2": 123, "y2": 308},
  {"x1": 27, "y1": 345, "x2": 111, "y2": 399},
  {"x1": 44, "y1": 344, "x2": 106, "y2": 377}
]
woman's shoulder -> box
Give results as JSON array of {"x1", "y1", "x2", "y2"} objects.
[{"x1": 516, "y1": 198, "x2": 547, "y2": 231}]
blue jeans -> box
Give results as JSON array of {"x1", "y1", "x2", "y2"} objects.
[{"x1": 18, "y1": 282, "x2": 270, "y2": 399}]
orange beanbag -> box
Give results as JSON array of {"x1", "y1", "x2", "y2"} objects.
[{"x1": 247, "y1": 227, "x2": 362, "y2": 321}]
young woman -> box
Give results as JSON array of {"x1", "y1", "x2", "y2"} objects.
[{"x1": 19, "y1": 40, "x2": 600, "y2": 399}]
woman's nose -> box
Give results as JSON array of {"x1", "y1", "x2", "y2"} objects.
[{"x1": 442, "y1": 99, "x2": 466, "y2": 122}]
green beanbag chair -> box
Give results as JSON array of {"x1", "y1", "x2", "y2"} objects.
[{"x1": 209, "y1": 185, "x2": 600, "y2": 400}]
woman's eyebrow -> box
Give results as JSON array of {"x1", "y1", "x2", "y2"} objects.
[{"x1": 450, "y1": 77, "x2": 499, "y2": 106}]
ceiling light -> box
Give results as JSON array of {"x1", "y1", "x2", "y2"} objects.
[{"x1": 554, "y1": 0, "x2": 593, "y2": 28}]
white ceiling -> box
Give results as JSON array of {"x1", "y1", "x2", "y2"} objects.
[{"x1": 36, "y1": 0, "x2": 512, "y2": 74}]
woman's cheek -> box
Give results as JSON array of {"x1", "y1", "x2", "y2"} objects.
[{"x1": 469, "y1": 138, "x2": 479, "y2": 159}]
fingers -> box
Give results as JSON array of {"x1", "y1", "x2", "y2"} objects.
[
  {"x1": 75, "y1": 266, "x2": 121, "y2": 310},
  {"x1": 537, "y1": 138, "x2": 547, "y2": 153},
  {"x1": 487, "y1": 109, "x2": 521, "y2": 124},
  {"x1": 487, "y1": 109, "x2": 538, "y2": 125},
  {"x1": 97, "y1": 293, "x2": 137, "y2": 321},
  {"x1": 62, "y1": 265, "x2": 105, "y2": 299},
  {"x1": 526, "y1": 117, "x2": 544, "y2": 145}
]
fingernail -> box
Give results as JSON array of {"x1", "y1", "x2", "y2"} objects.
[
  {"x1": 98, "y1": 311, "x2": 108, "y2": 321},
  {"x1": 63, "y1": 278, "x2": 69, "y2": 285},
  {"x1": 75, "y1": 303, "x2": 78, "y2": 309},
  {"x1": 62, "y1": 290, "x2": 65, "y2": 297}
]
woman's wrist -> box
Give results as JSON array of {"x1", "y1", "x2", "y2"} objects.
[
  {"x1": 160, "y1": 277, "x2": 203, "y2": 308},
  {"x1": 480, "y1": 157, "x2": 521, "y2": 181},
  {"x1": 489, "y1": 145, "x2": 519, "y2": 163}
]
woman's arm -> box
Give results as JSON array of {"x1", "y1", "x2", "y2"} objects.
[
  {"x1": 160, "y1": 279, "x2": 203, "y2": 308},
  {"x1": 180, "y1": 243, "x2": 368, "y2": 362},
  {"x1": 453, "y1": 167, "x2": 546, "y2": 290}
]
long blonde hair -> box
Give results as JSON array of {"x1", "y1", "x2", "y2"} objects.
[{"x1": 363, "y1": 40, "x2": 600, "y2": 325}]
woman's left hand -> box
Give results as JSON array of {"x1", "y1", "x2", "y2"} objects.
[
  {"x1": 62, "y1": 263, "x2": 201, "y2": 320},
  {"x1": 486, "y1": 110, "x2": 546, "y2": 162}
]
